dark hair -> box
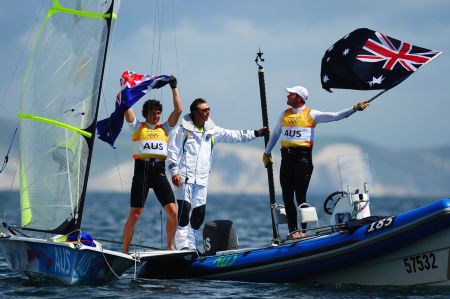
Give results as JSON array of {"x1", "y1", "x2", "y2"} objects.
[
  {"x1": 142, "y1": 99, "x2": 162, "y2": 118},
  {"x1": 190, "y1": 98, "x2": 207, "y2": 114}
]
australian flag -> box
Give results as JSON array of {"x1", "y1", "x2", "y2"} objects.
[
  {"x1": 96, "y1": 71, "x2": 169, "y2": 147},
  {"x1": 321, "y1": 28, "x2": 442, "y2": 92}
]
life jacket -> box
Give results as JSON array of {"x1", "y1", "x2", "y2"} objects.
[
  {"x1": 280, "y1": 107, "x2": 316, "y2": 148},
  {"x1": 131, "y1": 123, "x2": 169, "y2": 160}
]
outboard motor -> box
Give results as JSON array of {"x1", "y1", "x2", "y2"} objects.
[{"x1": 203, "y1": 220, "x2": 238, "y2": 255}]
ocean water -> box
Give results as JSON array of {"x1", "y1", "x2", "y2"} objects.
[{"x1": 1, "y1": 191, "x2": 450, "y2": 298}]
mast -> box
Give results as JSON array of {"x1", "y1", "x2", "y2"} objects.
[
  {"x1": 71, "y1": 0, "x2": 117, "y2": 234},
  {"x1": 255, "y1": 50, "x2": 279, "y2": 242}
]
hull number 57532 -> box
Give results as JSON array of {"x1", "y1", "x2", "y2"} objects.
[{"x1": 403, "y1": 252, "x2": 438, "y2": 273}]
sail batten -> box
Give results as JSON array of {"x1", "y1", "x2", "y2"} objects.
[
  {"x1": 19, "y1": 113, "x2": 93, "y2": 138},
  {"x1": 19, "y1": 0, "x2": 118, "y2": 234}
]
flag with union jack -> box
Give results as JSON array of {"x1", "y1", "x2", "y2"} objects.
[
  {"x1": 96, "y1": 71, "x2": 170, "y2": 147},
  {"x1": 320, "y1": 28, "x2": 441, "y2": 92}
]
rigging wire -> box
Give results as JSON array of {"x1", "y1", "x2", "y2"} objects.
[
  {"x1": 0, "y1": 0, "x2": 47, "y2": 109},
  {"x1": 150, "y1": 0, "x2": 166, "y2": 104},
  {"x1": 99, "y1": 91, "x2": 128, "y2": 196},
  {"x1": 157, "y1": 0, "x2": 165, "y2": 75},
  {"x1": 97, "y1": 0, "x2": 181, "y2": 249},
  {"x1": 0, "y1": 1, "x2": 48, "y2": 191},
  {"x1": 0, "y1": 128, "x2": 17, "y2": 174},
  {"x1": 8, "y1": 147, "x2": 20, "y2": 193},
  {"x1": 98, "y1": 0, "x2": 128, "y2": 197},
  {"x1": 171, "y1": 0, "x2": 181, "y2": 80},
  {"x1": 141, "y1": 0, "x2": 166, "y2": 249},
  {"x1": 150, "y1": 0, "x2": 159, "y2": 76}
]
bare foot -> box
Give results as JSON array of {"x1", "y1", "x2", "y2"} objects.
[
  {"x1": 292, "y1": 232, "x2": 302, "y2": 238},
  {"x1": 288, "y1": 231, "x2": 303, "y2": 239}
]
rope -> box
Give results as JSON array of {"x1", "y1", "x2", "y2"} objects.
[
  {"x1": 66, "y1": 229, "x2": 136, "y2": 280},
  {"x1": 94, "y1": 237, "x2": 159, "y2": 250},
  {"x1": 133, "y1": 251, "x2": 138, "y2": 280},
  {"x1": 132, "y1": 246, "x2": 140, "y2": 280},
  {"x1": 4, "y1": 224, "x2": 30, "y2": 237},
  {"x1": 100, "y1": 247, "x2": 121, "y2": 279}
]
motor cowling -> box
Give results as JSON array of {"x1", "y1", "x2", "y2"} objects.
[{"x1": 203, "y1": 220, "x2": 238, "y2": 255}]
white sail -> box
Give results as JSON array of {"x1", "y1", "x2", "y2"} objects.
[{"x1": 19, "y1": 0, "x2": 118, "y2": 233}]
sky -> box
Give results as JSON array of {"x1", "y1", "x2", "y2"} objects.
[{"x1": 1, "y1": 0, "x2": 450, "y2": 151}]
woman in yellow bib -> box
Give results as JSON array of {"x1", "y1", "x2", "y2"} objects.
[
  {"x1": 263, "y1": 85, "x2": 369, "y2": 239},
  {"x1": 122, "y1": 76, "x2": 182, "y2": 252}
]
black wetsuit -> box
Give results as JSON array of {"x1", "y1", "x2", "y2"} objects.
[
  {"x1": 280, "y1": 147, "x2": 314, "y2": 233},
  {"x1": 130, "y1": 159, "x2": 175, "y2": 208}
]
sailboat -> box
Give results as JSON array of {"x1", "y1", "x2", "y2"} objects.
[{"x1": 0, "y1": 0, "x2": 136, "y2": 285}]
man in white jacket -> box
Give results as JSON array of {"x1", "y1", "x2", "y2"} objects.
[{"x1": 167, "y1": 98, "x2": 267, "y2": 250}]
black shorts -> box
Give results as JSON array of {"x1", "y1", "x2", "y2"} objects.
[{"x1": 130, "y1": 159, "x2": 175, "y2": 208}]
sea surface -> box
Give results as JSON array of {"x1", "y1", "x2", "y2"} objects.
[{"x1": 1, "y1": 191, "x2": 450, "y2": 298}]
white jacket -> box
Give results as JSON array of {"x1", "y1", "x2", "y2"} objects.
[{"x1": 167, "y1": 114, "x2": 257, "y2": 186}]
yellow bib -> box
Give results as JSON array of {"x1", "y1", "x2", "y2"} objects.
[
  {"x1": 280, "y1": 107, "x2": 316, "y2": 148},
  {"x1": 131, "y1": 123, "x2": 169, "y2": 160}
]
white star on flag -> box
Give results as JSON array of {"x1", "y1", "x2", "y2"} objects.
[
  {"x1": 367, "y1": 75, "x2": 385, "y2": 86},
  {"x1": 322, "y1": 74, "x2": 329, "y2": 83},
  {"x1": 343, "y1": 48, "x2": 350, "y2": 56}
]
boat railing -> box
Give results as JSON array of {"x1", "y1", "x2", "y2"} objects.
[{"x1": 271, "y1": 202, "x2": 348, "y2": 244}]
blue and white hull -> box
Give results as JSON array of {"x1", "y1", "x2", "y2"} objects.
[
  {"x1": 138, "y1": 198, "x2": 450, "y2": 286},
  {"x1": 306, "y1": 227, "x2": 450, "y2": 286},
  {"x1": 0, "y1": 236, "x2": 136, "y2": 285}
]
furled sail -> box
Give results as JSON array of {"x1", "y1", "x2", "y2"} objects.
[{"x1": 19, "y1": 0, "x2": 118, "y2": 234}]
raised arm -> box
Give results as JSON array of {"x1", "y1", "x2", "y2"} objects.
[
  {"x1": 312, "y1": 100, "x2": 369, "y2": 124},
  {"x1": 124, "y1": 107, "x2": 136, "y2": 124},
  {"x1": 166, "y1": 76, "x2": 183, "y2": 127}
]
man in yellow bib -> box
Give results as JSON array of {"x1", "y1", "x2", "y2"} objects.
[
  {"x1": 263, "y1": 85, "x2": 369, "y2": 239},
  {"x1": 122, "y1": 75, "x2": 182, "y2": 252}
]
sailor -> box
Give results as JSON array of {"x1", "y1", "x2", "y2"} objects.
[
  {"x1": 263, "y1": 85, "x2": 369, "y2": 239},
  {"x1": 122, "y1": 75, "x2": 182, "y2": 252},
  {"x1": 167, "y1": 98, "x2": 267, "y2": 250}
]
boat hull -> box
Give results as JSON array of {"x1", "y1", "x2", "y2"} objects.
[
  {"x1": 138, "y1": 198, "x2": 450, "y2": 286},
  {"x1": 0, "y1": 236, "x2": 136, "y2": 285},
  {"x1": 305, "y1": 227, "x2": 450, "y2": 286}
]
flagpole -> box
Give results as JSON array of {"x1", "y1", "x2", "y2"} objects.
[
  {"x1": 255, "y1": 49, "x2": 280, "y2": 243},
  {"x1": 346, "y1": 88, "x2": 387, "y2": 118}
]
